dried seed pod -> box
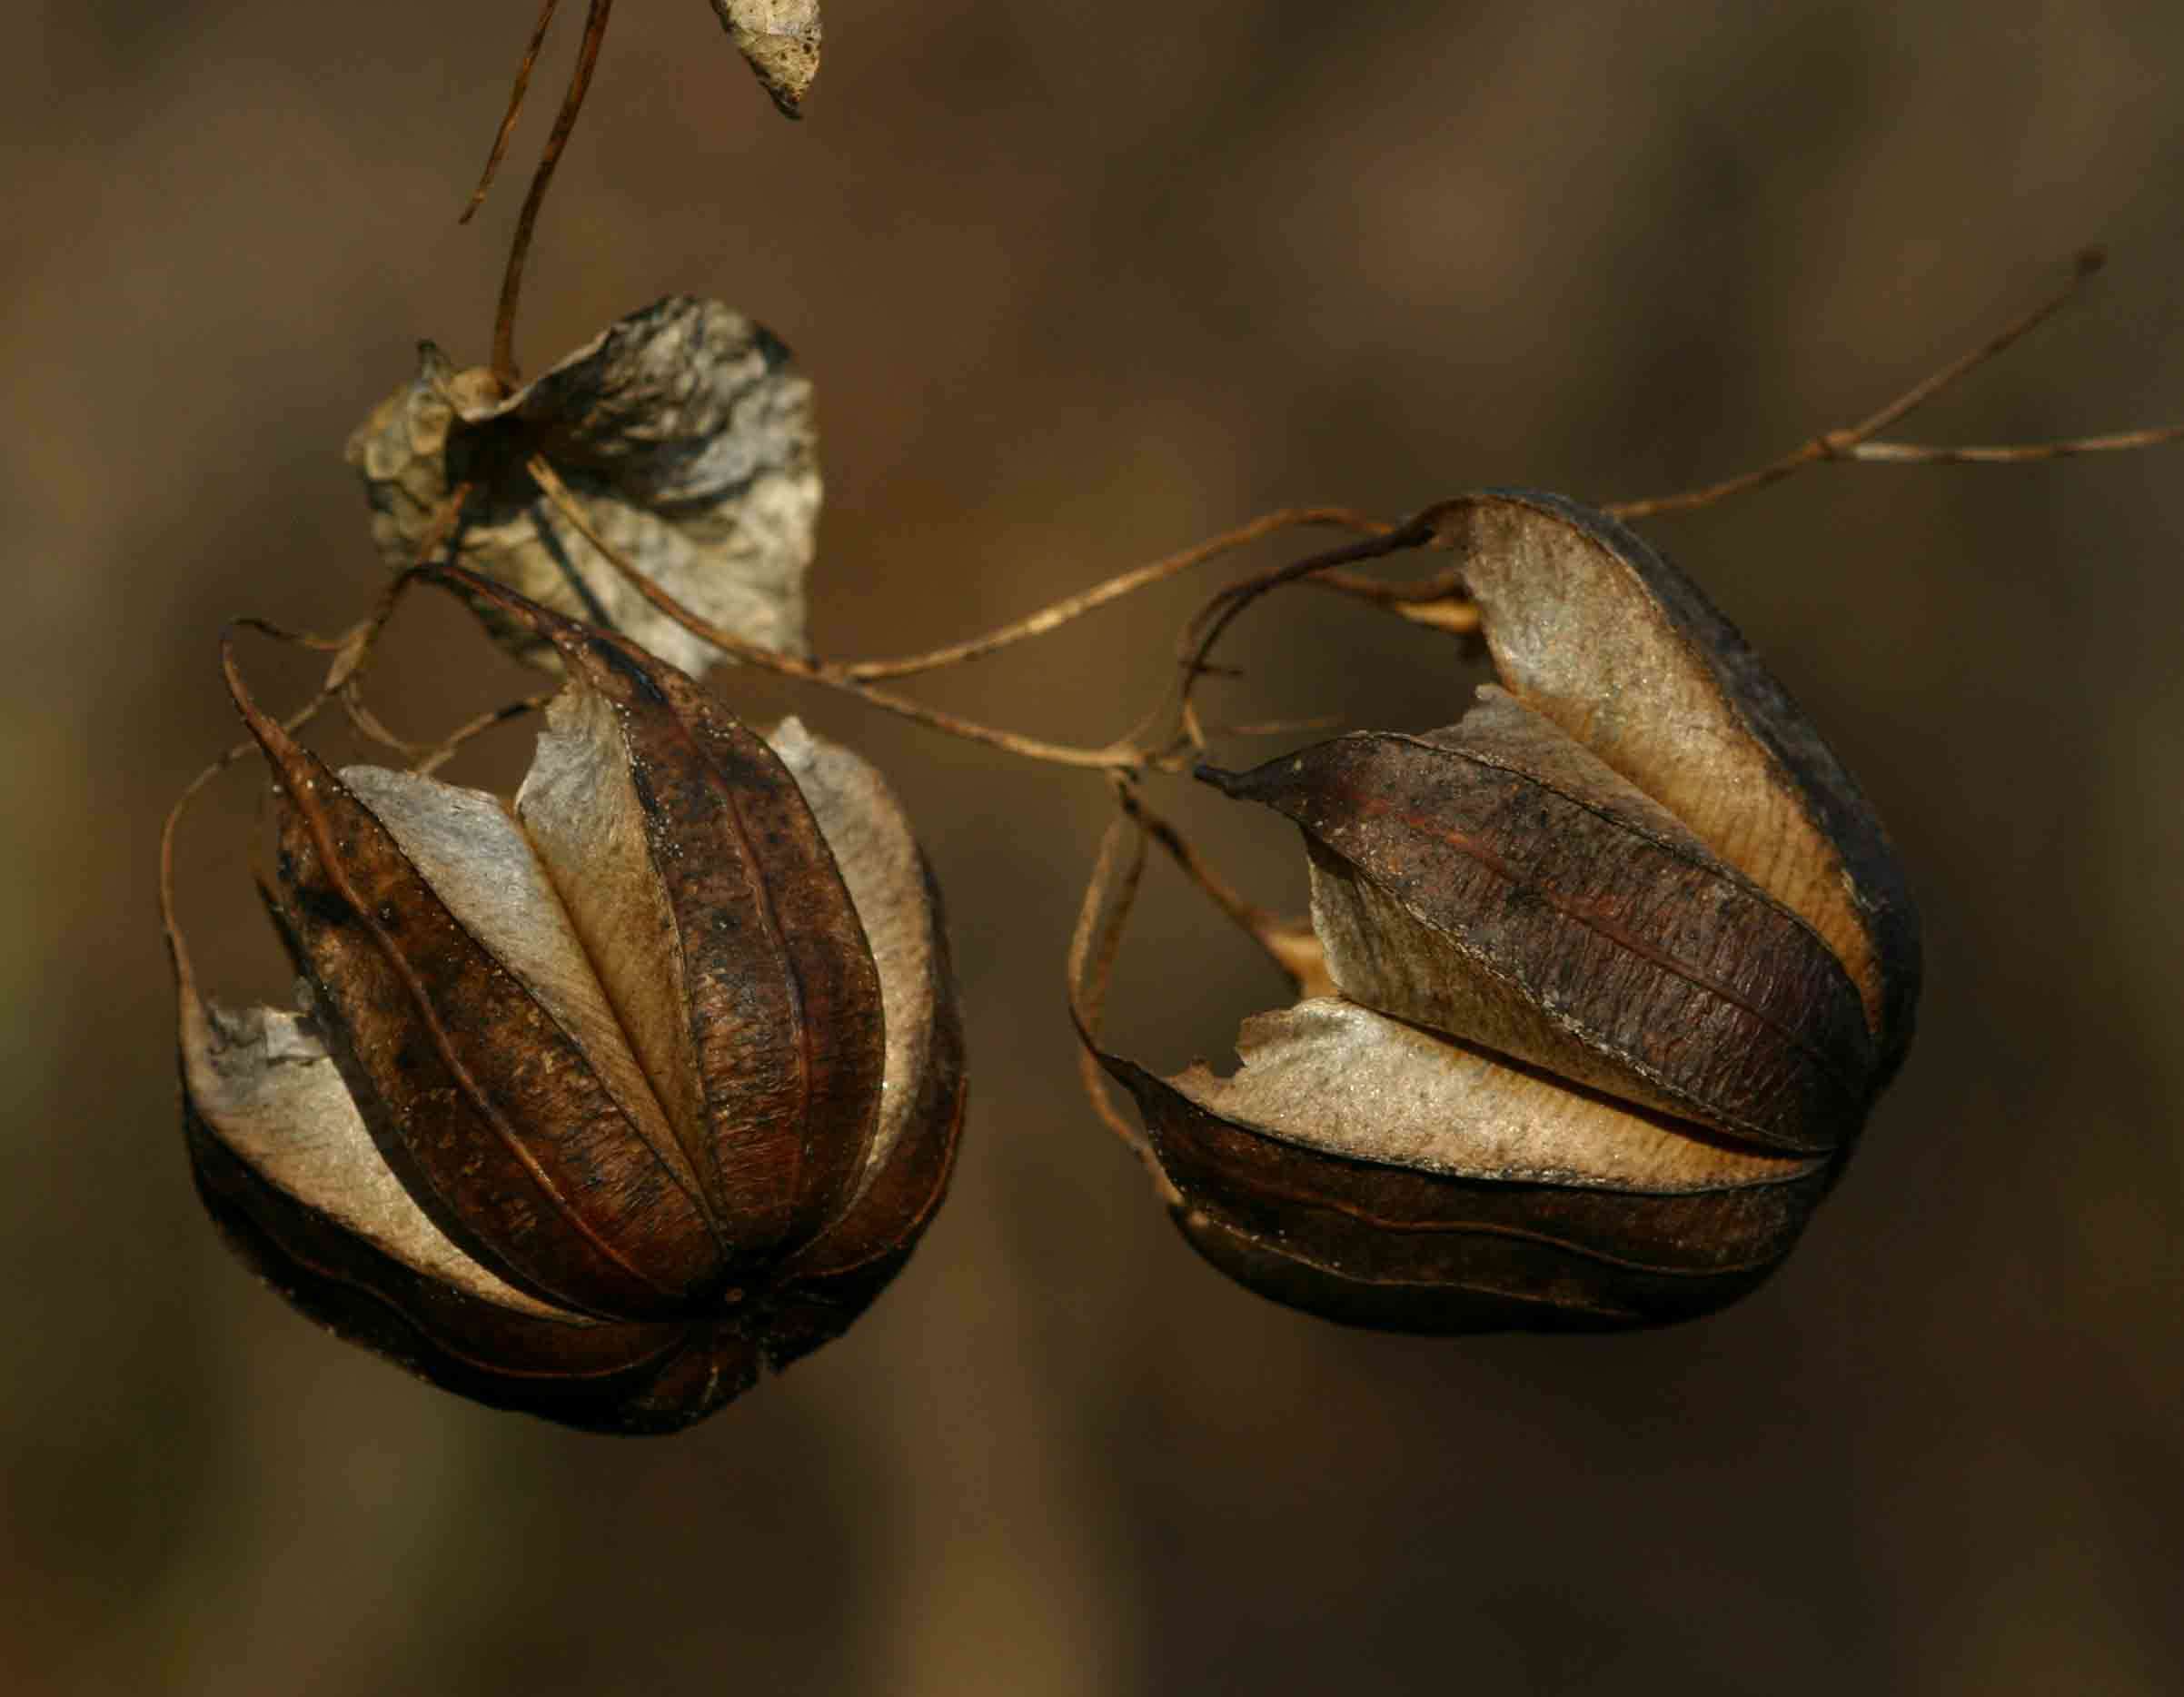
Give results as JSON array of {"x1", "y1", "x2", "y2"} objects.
[
  {"x1": 174, "y1": 570, "x2": 962, "y2": 1433},
  {"x1": 1084, "y1": 490, "x2": 1920, "y2": 1332}
]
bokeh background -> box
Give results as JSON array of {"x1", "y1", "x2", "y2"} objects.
[{"x1": 6, "y1": 3, "x2": 2181, "y2": 1692}]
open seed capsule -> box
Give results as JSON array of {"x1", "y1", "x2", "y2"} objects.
[
  {"x1": 175, "y1": 570, "x2": 964, "y2": 1433},
  {"x1": 1086, "y1": 490, "x2": 1920, "y2": 1331}
]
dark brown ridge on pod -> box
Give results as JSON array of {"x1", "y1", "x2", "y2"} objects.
[
  {"x1": 424, "y1": 565, "x2": 888, "y2": 1277},
  {"x1": 1436, "y1": 490, "x2": 1921, "y2": 1088},
  {"x1": 1104, "y1": 1053, "x2": 1830, "y2": 1334},
  {"x1": 184, "y1": 1097, "x2": 751, "y2": 1434},
  {"x1": 762, "y1": 853, "x2": 968, "y2": 1369},
  {"x1": 1203, "y1": 690, "x2": 1875, "y2": 1154},
  {"x1": 225, "y1": 651, "x2": 727, "y2": 1322}
]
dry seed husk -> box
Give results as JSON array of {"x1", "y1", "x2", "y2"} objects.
[
  {"x1": 1080, "y1": 489, "x2": 1919, "y2": 1333},
  {"x1": 178, "y1": 574, "x2": 961, "y2": 1432}
]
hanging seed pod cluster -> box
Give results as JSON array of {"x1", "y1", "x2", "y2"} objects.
[
  {"x1": 174, "y1": 573, "x2": 962, "y2": 1434},
  {"x1": 162, "y1": 0, "x2": 2110, "y2": 1434},
  {"x1": 1080, "y1": 491, "x2": 1920, "y2": 1332}
]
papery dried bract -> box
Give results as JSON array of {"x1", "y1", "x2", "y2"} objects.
[
  {"x1": 346, "y1": 297, "x2": 819, "y2": 679},
  {"x1": 1440, "y1": 490, "x2": 1921, "y2": 1080},
  {"x1": 712, "y1": 0, "x2": 822, "y2": 117},
  {"x1": 1081, "y1": 490, "x2": 1920, "y2": 1332},
  {"x1": 175, "y1": 571, "x2": 962, "y2": 1433}
]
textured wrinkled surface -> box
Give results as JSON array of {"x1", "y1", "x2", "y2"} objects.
[
  {"x1": 1087, "y1": 490, "x2": 1918, "y2": 1335},
  {"x1": 1216, "y1": 689, "x2": 1875, "y2": 1153},
  {"x1": 346, "y1": 298, "x2": 818, "y2": 678},
  {"x1": 177, "y1": 576, "x2": 961, "y2": 1433},
  {"x1": 712, "y1": 0, "x2": 822, "y2": 116}
]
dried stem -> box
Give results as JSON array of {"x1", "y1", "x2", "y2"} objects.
[
  {"x1": 1064, "y1": 805, "x2": 1165, "y2": 1170},
  {"x1": 1117, "y1": 784, "x2": 1334, "y2": 999},
  {"x1": 1842, "y1": 423, "x2": 2184, "y2": 463},
  {"x1": 160, "y1": 489, "x2": 473, "y2": 994},
  {"x1": 523, "y1": 456, "x2": 1147, "y2": 769},
  {"x1": 491, "y1": 0, "x2": 615, "y2": 386},
  {"x1": 839, "y1": 507, "x2": 1393, "y2": 680},
  {"x1": 1606, "y1": 248, "x2": 2111, "y2": 521},
  {"x1": 1171, "y1": 512, "x2": 1448, "y2": 749},
  {"x1": 462, "y1": 0, "x2": 563, "y2": 224}
]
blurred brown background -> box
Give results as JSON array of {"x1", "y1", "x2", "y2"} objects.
[{"x1": 6, "y1": 2, "x2": 2181, "y2": 1692}]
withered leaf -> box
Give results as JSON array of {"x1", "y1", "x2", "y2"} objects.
[
  {"x1": 712, "y1": 0, "x2": 823, "y2": 117},
  {"x1": 346, "y1": 296, "x2": 818, "y2": 678}
]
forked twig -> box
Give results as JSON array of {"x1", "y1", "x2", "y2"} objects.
[{"x1": 1607, "y1": 248, "x2": 2128, "y2": 520}]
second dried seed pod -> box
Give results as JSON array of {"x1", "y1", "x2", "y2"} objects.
[
  {"x1": 174, "y1": 570, "x2": 963, "y2": 1432},
  {"x1": 1086, "y1": 490, "x2": 1921, "y2": 1332}
]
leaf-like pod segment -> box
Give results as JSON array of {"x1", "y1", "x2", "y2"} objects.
[
  {"x1": 1109, "y1": 1002, "x2": 1828, "y2": 1331},
  {"x1": 1080, "y1": 490, "x2": 1920, "y2": 1334},
  {"x1": 1437, "y1": 491, "x2": 1921, "y2": 1083},
  {"x1": 175, "y1": 572, "x2": 962, "y2": 1433},
  {"x1": 1206, "y1": 690, "x2": 1874, "y2": 1154}
]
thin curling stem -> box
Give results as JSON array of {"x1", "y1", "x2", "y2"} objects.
[
  {"x1": 1171, "y1": 511, "x2": 1447, "y2": 749},
  {"x1": 1063, "y1": 802, "x2": 1167, "y2": 1176},
  {"x1": 160, "y1": 486, "x2": 473, "y2": 1010},
  {"x1": 491, "y1": 0, "x2": 615, "y2": 386},
  {"x1": 1608, "y1": 248, "x2": 2111, "y2": 521},
  {"x1": 462, "y1": 0, "x2": 564, "y2": 224},
  {"x1": 1117, "y1": 784, "x2": 1334, "y2": 999}
]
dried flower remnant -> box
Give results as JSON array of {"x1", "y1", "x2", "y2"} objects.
[
  {"x1": 713, "y1": 0, "x2": 823, "y2": 117},
  {"x1": 347, "y1": 297, "x2": 819, "y2": 680},
  {"x1": 1077, "y1": 490, "x2": 1920, "y2": 1332},
  {"x1": 172, "y1": 571, "x2": 962, "y2": 1434}
]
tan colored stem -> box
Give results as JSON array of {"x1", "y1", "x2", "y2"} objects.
[
  {"x1": 1844, "y1": 424, "x2": 2184, "y2": 463},
  {"x1": 1117, "y1": 785, "x2": 1334, "y2": 999},
  {"x1": 839, "y1": 507, "x2": 1391, "y2": 680},
  {"x1": 1607, "y1": 248, "x2": 2110, "y2": 521},
  {"x1": 522, "y1": 457, "x2": 1147, "y2": 769}
]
